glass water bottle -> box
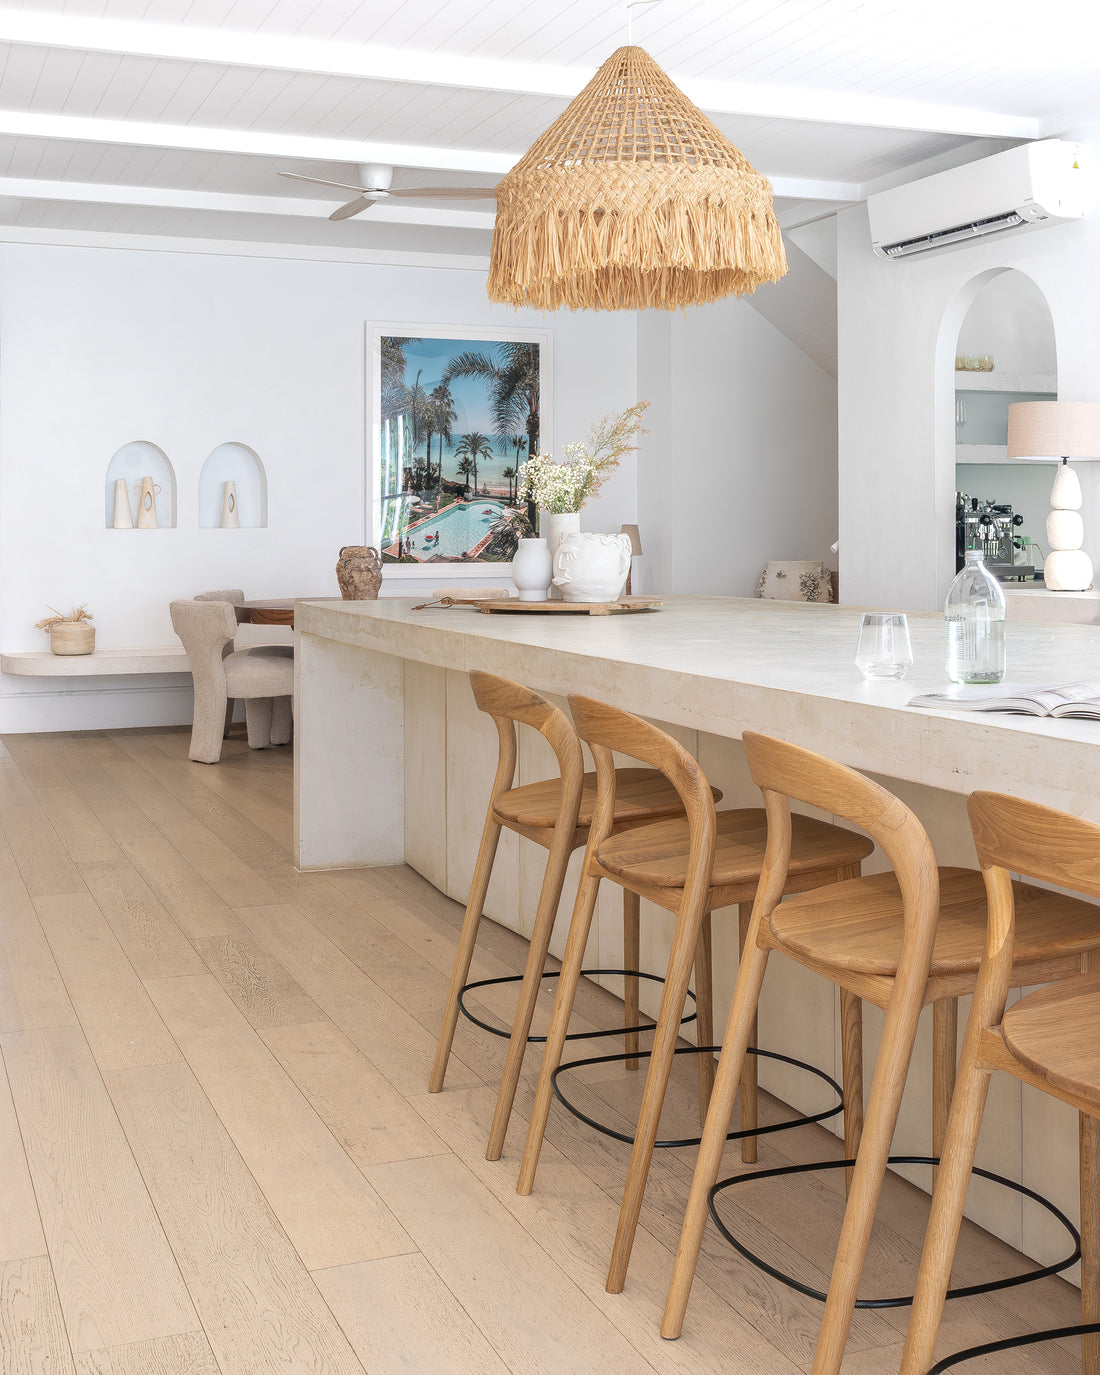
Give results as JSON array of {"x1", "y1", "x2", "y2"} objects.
[{"x1": 945, "y1": 549, "x2": 1006, "y2": 684}]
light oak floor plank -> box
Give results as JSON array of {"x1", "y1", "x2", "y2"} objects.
[
  {"x1": 0, "y1": 834, "x2": 77, "y2": 1036},
  {"x1": 144, "y1": 973, "x2": 415, "y2": 1271},
  {"x1": 75, "y1": 1331, "x2": 220, "y2": 1375},
  {"x1": 0, "y1": 1255, "x2": 77, "y2": 1375},
  {"x1": 367, "y1": 1152, "x2": 666, "y2": 1375},
  {"x1": 105, "y1": 1060, "x2": 369, "y2": 1375},
  {"x1": 0, "y1": 1059, "x2": 46, "y2": 1263},
  {"x1": 77, "y1": 861, "x2": 207, "y2": 982},
  {"x1": 314, "y1": 1253, "x2": 512, "y2": 1375},
  {"x1": 258, "y1": 1019, "x2": 448, "y2": 1169},
  {"x1": 117, "y1": 838, "x2": 241, "y2": 941},
  {"x1": 0, "y1": 803, "x2": 85, "y2": 898},
  {"x1": 192, "y1": 930, "x2": 324, "y2": 1029},
  {"x1": 34, "y1": 894, "x2": 182, "y2": 1073},
  {"x1": 0, "y1": 1027, "x2": 198, "y2": 1353}
]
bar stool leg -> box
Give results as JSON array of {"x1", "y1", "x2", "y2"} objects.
[
  {"x1": 932, "y1": 997, "x2": 958, "y2": 1186},
  {"x1": 695, "y1": 912, "x2": 715, "y2": 1122},
  {"x1": 898, "y1": 1059, "x2": 996, "y2": 1374},
  {"x1": 624, "y1": 888, "x2": 641, "y2": 1070},
  {"x1": 813, "y1": 990, "x2": 927, "y2": 1375},
  {"x1": 738, "y1": 903, "x2": 759, "y2": 1164},
  {"x1": 840, "y1": 990, "x2": 863, "y2": 1195},
  {"x1": 429, "y1": 813, "x2": 503, "y2": 1093},
  {"x1": 1082, "y1": 1111, "x2": 1100, "y2": 1375},
  {"x1": 486, "y1": 822, "x2": 578, "y2": 1161},
  {"x1": 662, "y1": 936, "x2": 772, "y2": 1337},
  {"x1": 606, "y1": 886, "x2": 716, "y2": 1294},
  {"x1": 517, "y1": 867, "x2": 603, "y2": 1195}
]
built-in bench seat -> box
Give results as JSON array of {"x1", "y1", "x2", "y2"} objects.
[{"x1": 1, "y1": 646, "x2": 191, "y2": 676}]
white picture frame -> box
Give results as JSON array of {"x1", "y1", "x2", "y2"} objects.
[{"x1": 367, "y1": 322, "x2": 552, "y2": 579}]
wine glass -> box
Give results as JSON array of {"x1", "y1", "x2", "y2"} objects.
[{"x1": 855, "y1": 613, "x2": 913, "y2": 680}]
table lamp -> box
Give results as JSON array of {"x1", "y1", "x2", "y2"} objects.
[
  {"x1": 1007, "y1": 401, "x2": 1100, "y2": 591},
  {"x1": 620, "y1": 524, "x2": 642, "y2": 594}
]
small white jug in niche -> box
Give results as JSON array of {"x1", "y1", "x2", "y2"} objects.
[
  {"x1": 220, "y1": 480, "x2": 240, "y2": 529},
  {"x1": 134, "y1": 476, "x2": 161, "y2": 529},
  {"x1": 552, "y1": 531, "x2": 632, "y2": 603}
]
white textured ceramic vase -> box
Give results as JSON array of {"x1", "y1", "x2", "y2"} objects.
[
  {"x1": 111, "y1": 477, "x2": 133, "y2": 529},
  {"x1": 511, "y1": 538, "x2": 553, "y2": 602},
  {"x1": 552, "y1": 532, "x2": 632, "y2": 603},
  {"x1": 545, "y1": 512, "x2": 581, "y2": 565},
  {"x1": 220, "y1": 480, "x2": 240, "y2": 529}
]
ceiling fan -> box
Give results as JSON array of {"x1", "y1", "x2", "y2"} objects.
[{"x1": 278, "y1": 162, "x2": 498, "y2": 221}]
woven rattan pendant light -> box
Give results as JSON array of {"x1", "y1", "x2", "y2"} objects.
[{"x1": 487, "y1": 44, "x2": 788, "y2": 312}]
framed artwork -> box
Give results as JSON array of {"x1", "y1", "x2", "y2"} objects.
[{"x1": 367, "y1": 323, "x2": 552, "y2": 576}]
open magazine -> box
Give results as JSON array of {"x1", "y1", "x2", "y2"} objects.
[{"x1": 908, "y1": 681, "x2": 1100, "y2": 718}]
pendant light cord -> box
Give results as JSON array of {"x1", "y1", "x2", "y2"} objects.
[{"x1": 627, "y1": 0, "x2": 661, "y2": 43}]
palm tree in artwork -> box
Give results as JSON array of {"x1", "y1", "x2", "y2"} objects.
[
  {"x1": 442, "y1": 343, "x2": 541, "y2": 458},
  {"x1": 502, "y1": 465, "x2": 516, "y2": 504},
  {"x1": 426, "y1": 382, "x2": 457, "y2": 487},
  {"x1": 454, "y1": 432, "x2": 493, "y2": 494},
  {"x1": 456, "y1": 456, "x2": 475, "y2": 496}
]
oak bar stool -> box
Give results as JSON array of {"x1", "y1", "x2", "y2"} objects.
[
  {"x1": 517, "y1": 697, "x2": 875, "y2": 1296},
  {"x1": 902, "y1": 793, "x2": 1100, "y2": 1375},
  {"x1": 662, "y1": 734, "x2": 1100, "y2": 1375},
  {"x1": 429, "y1": 670, "x2": 716, "y2": 1161}
]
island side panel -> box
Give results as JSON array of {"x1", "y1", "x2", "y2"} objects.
[
  {"x1": 294, "y1": 631, "x2": 405, "y2": 869},
  {"x1": 403, "y1": 660, "x2": 448, "y2": 893}
]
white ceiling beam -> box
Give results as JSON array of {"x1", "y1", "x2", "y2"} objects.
[
  {"x1": 0, "y1": 8, "x2": 1040, "y2": 141},
  {"x1": 0, "y1": 176, "x2": 496, "y2": 229},
  {"x1": 0, "y1": 112, "x2": 860, "y2": 203}
]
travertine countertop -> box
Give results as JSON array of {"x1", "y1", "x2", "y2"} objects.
[{"x1": 296, "y1": 594, "x2": 1100, "y2": 814}]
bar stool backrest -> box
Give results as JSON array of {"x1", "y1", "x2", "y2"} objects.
[
  {"x1": 969, "y1": 791, "x2": 1100, "y2": 959},
  {"x1": 567, "y1": 693, "x2": 718, "y2": 901},
  {"x1": 469, "y1": 670, "x2": 584, "y2": 819},
  {"x1": 742, "y1": 731, "x2": 939, "y2": 988}
]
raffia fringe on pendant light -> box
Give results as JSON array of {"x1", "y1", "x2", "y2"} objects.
[{"x1": 487, "y1": 45, "x2": 788, "y2": 312}]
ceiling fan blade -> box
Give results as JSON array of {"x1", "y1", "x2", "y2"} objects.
[
  {"x1": 388, "y1": 186, "x2": 498, "y2": 199},
  {"x1": 330, "y1": 196, "x2": 376, "y2": 221},
  {"x1": 279, "y1": 170, "x2": 374, "y2": 193}
]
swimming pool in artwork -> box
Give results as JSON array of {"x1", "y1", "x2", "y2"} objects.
[{"x1": 403, "y1": 499, "x2": 508, "y2": 559}]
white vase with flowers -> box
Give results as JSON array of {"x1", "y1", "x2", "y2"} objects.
[{"x1": 514, "y1": 402, "x2": 648, "y2": 602}]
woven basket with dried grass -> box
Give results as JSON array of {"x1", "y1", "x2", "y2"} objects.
[{"x1": 488, "y1": 45, "x2": 788, "y2": 312}]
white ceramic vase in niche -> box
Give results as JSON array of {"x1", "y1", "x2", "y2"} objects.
[
  {"x1": 552, "y1": 532, "x2": 633, "y2": 603},
  {"x1": 111, "y1": 477, "x2": 133, "y2": 529},
  {"x1": 220, "y1": 480, "x2": 240, "y2": 529},
  {"x1": 511, "y1": 538, "x2": 553, "y2": 602},
  {"x1": 135, "y1": 476, "x2": 161, "y2": 529}
]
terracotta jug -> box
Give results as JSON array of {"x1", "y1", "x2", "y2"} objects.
[{"x1": 336, "y1": 546, "x2": 383, "y2": 600}]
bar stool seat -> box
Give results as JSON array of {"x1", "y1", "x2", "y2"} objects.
[
  {"x1": 773, "y1": 868, "x2": 1100, "y2": 977},
  {"x1": 596, "y1": 808, "x2": 873, "y2": 891},
  {"x1": 1001, "y1": 970, "x2": 1100, "y2": 1105},
  {"x1": 494, "y1": 767, "x2": 691, "y2": 831}
]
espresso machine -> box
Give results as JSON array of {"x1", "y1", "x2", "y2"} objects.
[{"x1": 956, "y1": 493, "x2": 1031, "y2": 578}]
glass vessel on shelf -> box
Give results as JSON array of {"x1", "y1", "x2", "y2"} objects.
[{"x1": 945, "y1": 549, "x2": 1006, "y2": 684}]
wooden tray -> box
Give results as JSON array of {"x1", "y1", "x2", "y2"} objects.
[{"x1": 481, "y1": 597, "x2": 662, "y2": 616}]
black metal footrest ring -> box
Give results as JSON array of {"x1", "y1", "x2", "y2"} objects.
[
  {"x1": 457, "y1": 967, "x2": 696, "y2": 1044},
  {"x1": 708, "y1": 1153, "x2": 1080, "y2": 1309},
  {"x1": 929, "y1": 1323, "x2": 1100, "y2": 1373},
  {"x1": 550, "y1": 1045, "x2": 844, "y2": 1150}
]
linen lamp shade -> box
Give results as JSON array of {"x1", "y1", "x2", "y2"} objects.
[
  {"x1": 1007, "y1": 401, "x2": 1100, "y2": 591},
  {"x1": 620, "y1": 524, "x2": 643, "y2": 556}
]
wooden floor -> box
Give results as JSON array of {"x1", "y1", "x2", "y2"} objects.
[{"x1": 0, "y1": 727, "x2": 1086, "y2": 1374}]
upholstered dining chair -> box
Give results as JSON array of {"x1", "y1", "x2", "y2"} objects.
[{"x1": 170, "y1": 598, "x2": 293, "y2": 763}]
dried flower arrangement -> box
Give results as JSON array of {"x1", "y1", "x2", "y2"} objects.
[
  {"x1": 35, "y1": 604, "x2": 95, "y2": 631},
  {"x1": 517, "y1": 401, "x2": 649, "y2": 515}
]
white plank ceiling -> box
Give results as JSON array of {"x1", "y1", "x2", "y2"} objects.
[{"x1": 0, "y1": 0, "x2": 1096, "y2": 262}]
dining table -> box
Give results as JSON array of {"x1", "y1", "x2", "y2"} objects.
[{"x1": 234, "y1": 597, "x2": 335, "y2": 628}]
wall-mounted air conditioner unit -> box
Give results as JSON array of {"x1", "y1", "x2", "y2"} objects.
[{"x1": 867, "y1": 140, "x2": 1084, "y2": 260}]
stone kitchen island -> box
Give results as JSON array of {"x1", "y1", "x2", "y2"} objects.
[{"x1": 294, "y1": 593, "x2": 1100, "y2": 1277}]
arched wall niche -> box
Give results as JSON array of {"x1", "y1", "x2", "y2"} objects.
[
  {"x1": 935, "y1": 267, "x2": 1058, "y2": 588},
  {"x1": 104, "y1": 440, "x2": 176, "y2": 528},
  {"x1": 198, "y1": 443, "x2": 268, "y2": 529}
]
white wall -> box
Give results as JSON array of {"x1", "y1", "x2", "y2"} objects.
[
  {"x1": 838, "y1": 124, "x2": 1100, "y2": 609},
  {"x1": 636, "y1": 294, "x2": 839, "y2": 596},
  {"x1": 0, "y1": 243, "x2": 636, "y2": 729}
]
